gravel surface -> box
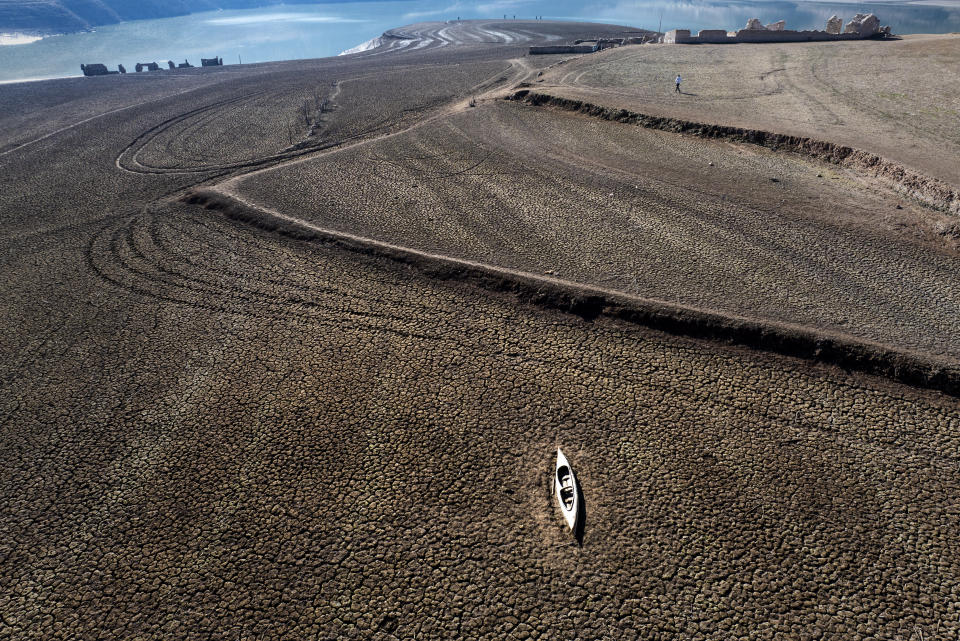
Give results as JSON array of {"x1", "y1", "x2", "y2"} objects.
[{"x1": 2, "y1": 20, "x2": 959, "y2": 641}]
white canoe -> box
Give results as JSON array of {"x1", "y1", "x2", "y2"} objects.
[{"x1": 555, "y1": 448, "x2": 580, "y2": 531}]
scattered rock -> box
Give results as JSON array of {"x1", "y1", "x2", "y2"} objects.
[{"x1": 844, "y1": 13, "x2": 880, "y2": 37}]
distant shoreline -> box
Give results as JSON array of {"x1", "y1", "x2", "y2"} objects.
[
  {"x1": 0, "y1": 32, "x2": 47, "y2": 45},
  {"x1": 0, "y1": 24, "x2": 954, "y2": 87}
]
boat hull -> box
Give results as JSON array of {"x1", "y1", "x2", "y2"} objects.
[{"x1": 555, "y1": 448, "x2": 580, "y2": 531}]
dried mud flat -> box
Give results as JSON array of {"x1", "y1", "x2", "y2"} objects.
[
  {"x1": 538, "y1": 34, "x2": 960, "y2": 186},
  {"x1": 2, "y1": 22, "x2": 960, "y2": 641}
]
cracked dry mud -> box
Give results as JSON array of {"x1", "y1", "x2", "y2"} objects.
[{"x1": 2, "y1": 21, "x2": 960, "y2": 641}]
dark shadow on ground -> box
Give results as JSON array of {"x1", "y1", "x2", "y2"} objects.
[{"x1": 573, "y1": 476, "x2": 586, "y2": 547}]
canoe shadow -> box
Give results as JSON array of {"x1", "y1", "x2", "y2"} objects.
[{"x1": 573, "y1": 476, "x2": 586, "y2": 547}]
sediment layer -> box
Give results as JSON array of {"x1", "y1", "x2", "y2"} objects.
[
  {"x1": 186, "y1": 188, "x2": 960, "y2": 397},
  {"x1": 508, "y1": 90, "x2": 960, "y2": 215}
]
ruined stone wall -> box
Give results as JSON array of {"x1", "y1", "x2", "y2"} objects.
[
  {"x1": 731, "y1": 29, "x2": 862, "y2": 43},
  {"x1": 697, "y1": 29, "x2": 731, "y2": 43},
  {"x1": 668, "y1": 28, "x2": 875, "y2": 44},
  {"x1": 663, "y1": 29, "x2": 692, "y2": 44},
  {"x1": 667, "y1": 15, "x2": 887, "y2": 44}
]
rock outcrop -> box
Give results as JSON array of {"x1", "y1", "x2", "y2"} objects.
[
  {"x1": 844, "y1": 13, "x2": 880, "y2": 37},
  {"x1": 745, "y1": 18, "x2": 764, "y2": 30},
  {"x1": 765, "y1": 20, "x2": 786, "y2": 31},
  {"x1": 825, "y1": 15, "x2": 843, "y2": 34}
]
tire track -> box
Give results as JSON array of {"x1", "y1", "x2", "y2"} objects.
[
  {"x1": 84, "y1": 213, "x2": 442, "y2": 342},
  {"x1": 115, "y1": 93, "x2": 266, "y2": 174},
  {"x1": 143, "y1": 212, "x2": 419, "y2": 309},
  {"x1": 83, "y1": 57, "x2": 531, "y2": 338}
]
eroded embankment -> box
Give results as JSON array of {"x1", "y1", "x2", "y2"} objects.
[
  {"x1": 507, "y1": 90, "x2": 960, "y2": 215},
  {"x1": 185, "y1": 188, "x2": 960, "y2": 397}
]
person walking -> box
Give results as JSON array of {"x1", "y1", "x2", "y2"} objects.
[{"x1": 675, "y1": 74, "x2": 682, "y2": 93}]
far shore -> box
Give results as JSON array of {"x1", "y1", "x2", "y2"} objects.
[
  {"x1": 0, "y1": 32, "x2": 46, "y2": 45},
  {"x1": 0, "y1": 31, "x2": 951, "y2": 87}
]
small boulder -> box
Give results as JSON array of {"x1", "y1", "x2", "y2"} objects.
[
  {"x1": 825, "y1": 15, "x2": 842, "y2": 34},
  {"x1": 745, "y1": 18, "x2": 764, "y2": 30},
  {"x1": 765, "y1": 20, "x2": 786, "y2": 31},
  {"x1": 844, "y1": 13, "x2": 880, "y2": 37}
]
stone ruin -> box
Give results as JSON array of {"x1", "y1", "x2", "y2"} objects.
[
  {"x1": 666, "y1": 14, "x2": 891, "y2": 44},
  {"x1": 80, "y1": 63, "x2": 120, "y2": 76},
  {"x1": 744, "y1": 15, "x2": 883, "y2": 36},
  {"x1": 844, "y1": 13, "x2": 883, "y2": 37},
  {"x1": 80, "y1": 63, "x2": 109, "y2": 76},
  {"x1": 743, "y1": 19, "x2": 787, "y2": 31},
  {"x1": 80, "y1": 58, "x2": 199, "y2": 78}
]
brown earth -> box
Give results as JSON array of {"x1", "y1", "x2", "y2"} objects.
[
  {"x1": 538, "y1": 34, "x2": 960, "y2": 185},
  {"x1": 226, "y1": 69, "x2": 960, "y2": 361},
  {"x1": 2, "y1": 21, "x2": 960, "y2": 641}
]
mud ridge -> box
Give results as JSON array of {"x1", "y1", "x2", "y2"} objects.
[
  {"x1": 507, "y1": 90, "x2": 960, "y2": 215},
  {"x1": 184, "y1": 188, "x2": 960, "y2": 397}
]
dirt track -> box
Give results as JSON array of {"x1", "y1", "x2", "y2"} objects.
[{"x1": 2, "y1": 21, "x2": 960, "y2": 641}]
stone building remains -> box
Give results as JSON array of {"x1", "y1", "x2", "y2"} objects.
[
  {"x1": 80, "y1": 63, "x2": 119, "y2": 76},
  {"x1": 664, "y1": 14, "x2": 891, "y2": 44}
]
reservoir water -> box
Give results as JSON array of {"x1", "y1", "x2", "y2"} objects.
[{"x1": 1, "y1": 0, "x2": 959, "y2": 83}]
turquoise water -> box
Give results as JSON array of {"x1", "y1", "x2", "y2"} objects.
[
  {"x1": 1, "y1": 0, "x2": 959, "y2": 83},
  {"x1": 0, "y1": 3, "x2": 407, "y2": 82}
]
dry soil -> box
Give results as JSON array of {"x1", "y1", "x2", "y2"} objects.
[{"x1": 2, "y1": 21, "x2": 959, "y2": 641}]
